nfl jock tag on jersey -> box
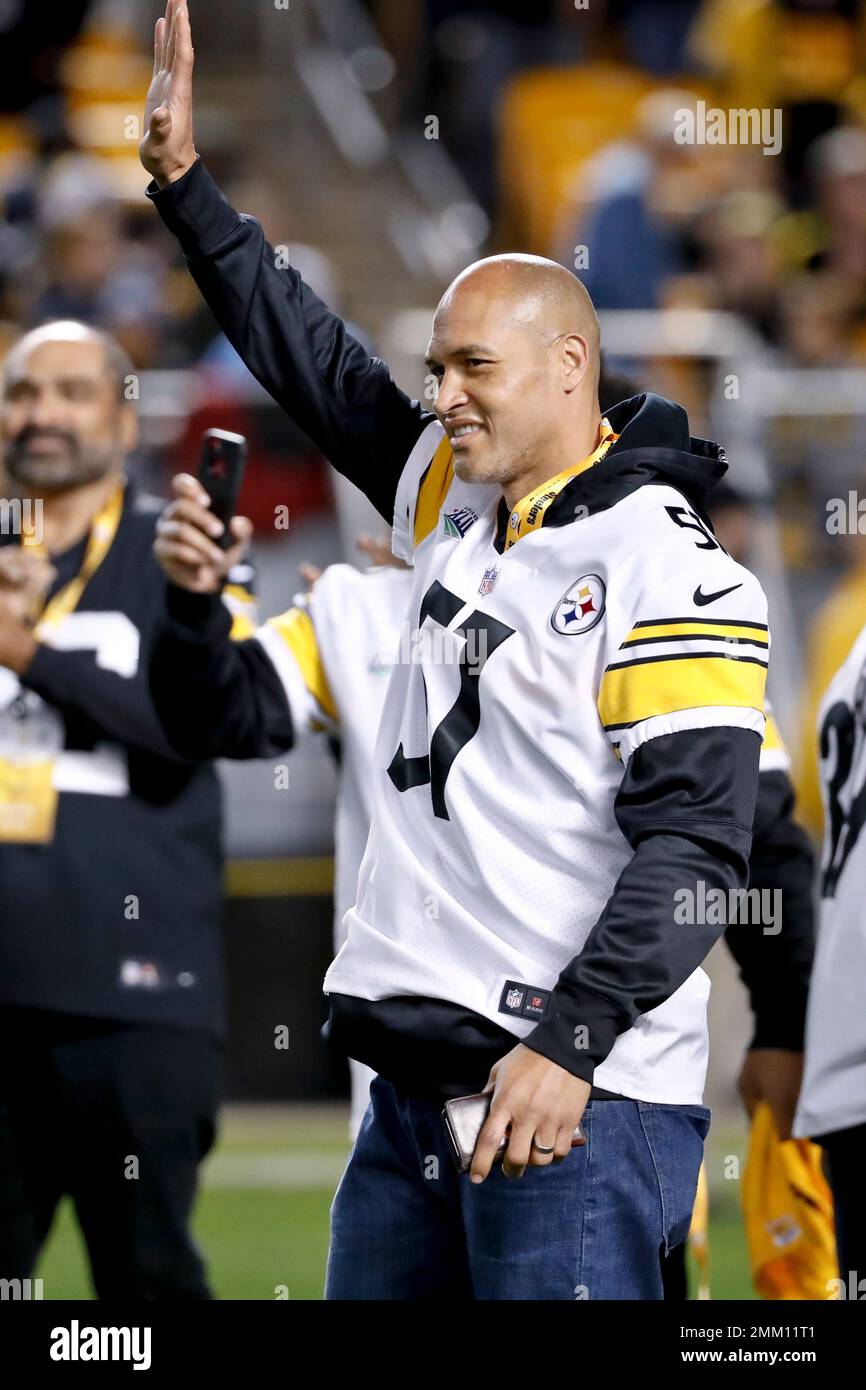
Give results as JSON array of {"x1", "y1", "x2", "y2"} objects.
[{"x1": 499, "y1": 980, "x2": 551, "y2": 1020}]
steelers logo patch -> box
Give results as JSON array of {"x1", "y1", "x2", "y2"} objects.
[{"x1": 550, "y1": 574, "x2": 606, "y2": 636}]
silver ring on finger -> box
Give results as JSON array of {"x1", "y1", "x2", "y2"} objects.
[{"x1": 532, "y1": 1140, "x2": 555, "y2": 1154}]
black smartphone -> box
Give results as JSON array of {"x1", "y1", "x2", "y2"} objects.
[
  {"x1": 442, "y1": 1092, "x2": 586, "y2": 1175},
  {"x1": 197, "y1": 429, "x2": 247, "y2": 549}
]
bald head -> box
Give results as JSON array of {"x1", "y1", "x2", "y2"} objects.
[
  {"x1": 425, "y1": 255, "x2": 603, "y2": 502},
  {"x1": 3, "y1": 321, "x2": 134, "y2": 403},
  {"x1": 438, "y1": 254, "x2": 600, "y2": 372}
]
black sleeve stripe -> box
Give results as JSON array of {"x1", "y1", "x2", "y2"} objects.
[
  {"x1": 606, "y1": 651, "x2": 769, "y2": 672},
  {"x1": 620, "y1": 633, "x2": 769, "y2": 649},
  {"x1": 633, "y1": 616, "x2": 769, "y2": 631}
]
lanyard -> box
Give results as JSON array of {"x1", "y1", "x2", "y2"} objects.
[
  {"x1": 26, "y1": 481, "x2": 125, "y2": 630},
  {"x1": 502, "y1": 418, "x2": 619, "y2": 551}
]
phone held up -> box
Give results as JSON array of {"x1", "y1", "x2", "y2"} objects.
[{"x1": 197, "y1": 428, "x2": 247, "y2": 550}]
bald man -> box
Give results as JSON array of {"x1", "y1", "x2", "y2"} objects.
[
  {"x1": 141, "y1": 2, "x2": 770, "y2": 1300},
  {"x1": 0, "y1": 320, "x2": 255, "y2": 1297}
]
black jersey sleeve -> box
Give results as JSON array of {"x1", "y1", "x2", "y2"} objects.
[
  {"x1": 724, "y1": 768, "x2": 815, "y2": 1051},
  {"x1": 523, "y1": 725, "x2": 761, "y2": 1083},
  {"x1": 149, "y1": 586, "x2": 295, "y2": 760},
  {"x1": 146, "y1": 159, "x2": 431, "y2": 523},
  {"x1": 21, "y1": 634, "x2": 188, "y2": 764}
]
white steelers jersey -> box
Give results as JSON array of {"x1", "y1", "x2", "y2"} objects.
[
  {"x1": 320, "y1": 418, "x2": 769, "y2": 1103},
  {"x1": 794, "y1": 621, "x2": 866, "y2": 1139},
  {"x1": 256, "y1": 562, "x2": 415, "y2": 940},
  {"x1": 255, "y1": 562, "x2": 415, "y2": 1137}
]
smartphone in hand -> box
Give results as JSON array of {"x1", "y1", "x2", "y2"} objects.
[
  {"x1": 197, "y1": 429, "x2": 247, "y2": 550},
  {"x1": 442, "y1": 1092, "x2": 586, "y2": 1174}
]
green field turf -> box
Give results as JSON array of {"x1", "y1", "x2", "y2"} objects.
[{"x1": 35, "y1": 1104, "x2": 757, "y2": 1300}]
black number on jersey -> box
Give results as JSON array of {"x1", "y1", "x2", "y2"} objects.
[
  {"x1": 665, "y1": 504, "x2": 720, "y2": 551},
  {"x1": 388, "y1": 580, "x2": 515, "y2": 819},
  {"x1": 820, "y1": 697, "x2": 866, "y2": 897}
]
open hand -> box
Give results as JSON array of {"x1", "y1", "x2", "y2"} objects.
[{"x1": 140, "y1": 0, "x2": 197, "y2": 187}]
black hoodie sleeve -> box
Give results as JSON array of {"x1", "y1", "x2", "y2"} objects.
[
  {"x1": 146, "y1": 160, "x2": 430, "y2": 522},
  {"x1": 149, "y1": 587, "x2": 295, "y2": 760},
  {"x1": 723, "y1": 768, "x2": 815, "y2": 1051},
  {"x1": 20, "y1": 639, "x2": 190, "y2": 765},
  {"x1": 523, "y1": 726, "x2": 760, "y2": 1083}
]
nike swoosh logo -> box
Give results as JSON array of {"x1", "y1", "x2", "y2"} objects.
[{"x1": 693, "y1": 582, "x2": 743, "y2": 607}]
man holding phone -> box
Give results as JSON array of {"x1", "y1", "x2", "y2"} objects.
[
  {"x1": 142, "y1": 2, "x2": 769, "y2": 1299},
  {"x1": 0, "y1": 320, "x2": 254, "y2": 1297}
]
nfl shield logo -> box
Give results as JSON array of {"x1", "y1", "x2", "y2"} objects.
[
  {"x1": 479, "y1": 564, "x2": 500, "y2": 596},
  {"x1": 506, "y1": 987, "x2": 524, "y2": 1010}
]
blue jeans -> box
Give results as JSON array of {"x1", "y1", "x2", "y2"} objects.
[{"x1": 325, "y1": 1076, "x2": 710, "y2": 1300}]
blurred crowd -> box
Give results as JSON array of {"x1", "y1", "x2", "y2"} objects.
[
  {"x1": 4, "y1": 2, "x2": 865, "y2": 371},
  {"x1": 0, "y1": 3, "x2": 336, "y2": 536},
  {"x1": 370, "y1": 0, "x2": 866, "y2": 367}
]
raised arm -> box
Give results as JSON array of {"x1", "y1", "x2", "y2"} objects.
[{"x1": 140, "y1": 2, "x2": 430, "y2": 522}]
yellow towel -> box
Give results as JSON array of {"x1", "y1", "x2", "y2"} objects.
[{"x1": 742, "y1": 1102, "x2": 837, "y2": 1299}]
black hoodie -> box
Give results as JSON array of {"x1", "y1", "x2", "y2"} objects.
[
  {"x1": 489, "y1": 390, "x2": 728, "y2": 554},
  {"x1": 147, "y1": 162, "x2": 812, "y2": 1095}
]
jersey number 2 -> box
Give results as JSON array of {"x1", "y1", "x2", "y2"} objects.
[
  {"x1": 821, "y1": 697, "x2": 866, "y2": 897},
  {"x1": 388, "y1": 581, "x2": 515, "y2": 819}
]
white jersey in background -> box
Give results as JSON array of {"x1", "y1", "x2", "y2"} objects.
[
  {"x1": 794, "y1": 621, "x2": 866, "y2": 1140},
  {"x1": 257, "y1": 562, "x2": 414, "y2": 1135}
]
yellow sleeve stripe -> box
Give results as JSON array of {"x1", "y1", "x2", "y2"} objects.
[
  {"x1": 225, "y1": 583, "x2": 255, "y2": 604},
  {"x1": 413, "y1": 437, "x2": 454, "y2": 547},
  {"x1": 224, "y1": 583, "x2": 257, "y2": 641},
  {"x1": 265, "y1": 607, "x2": 338, "y2": 723},
  {"x1": 624, "y1": 620, "x2": 768, "y2": 646},
  {"x1": 598, "y1": 653, "x2": 768, "y2": 731},
  {"x1": 229, "y1": 613, "x2": 256, "y2": 639}
]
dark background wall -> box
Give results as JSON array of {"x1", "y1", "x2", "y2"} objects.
[{"x1": 222, "y1": 894, "x2": 349, "y2": 1102}]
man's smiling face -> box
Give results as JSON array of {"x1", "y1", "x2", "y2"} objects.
[
  {"x1": 426, "y1": 277, "x2": 568, "y2": 495},
  {"x1": 424, "y1": 255, "x2": 601, "y2": 506}
]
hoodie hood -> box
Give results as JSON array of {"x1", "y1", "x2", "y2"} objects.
[
  {"x1": 494, "y1": 392, "x2": 728, "y2": 551},
  {"x1": 603, "y1": 391, "x2": 728, "y2": 503}
]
